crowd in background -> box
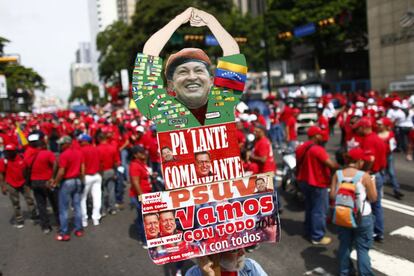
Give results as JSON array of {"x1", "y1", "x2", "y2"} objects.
[{"x1": 0, "y1": 89, "x2": 413, "y2": 275}]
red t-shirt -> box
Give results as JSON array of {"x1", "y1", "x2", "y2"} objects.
[
  {"x1": 30, "y1": 149, "x2": 56, "y2": 181},
  {"x1": 318, "y1": 116, "x2": 330, "y2": 142},
  {"x1": 59, "y1": 147, "x2": 84, "y2": 179},
  {"x1": 361, "y1": 132, "x2": 387, "y2": 173},
  {"x1": 296, "y1": 141, "x2": 331, "y2": 188},
  {"x1": 253, "y1": 136, "x2": 276, "y2": 173},
  {"x1": 97, "y1": 142, "x2": 120, "y2": 171},
  {"x1": 1, "y1": 156, "x2": 26, "y2": 187},
  {"x1": 80, "y1": 144, "x2": 101, "y2": 175},
  {"x1": 129, "y1": 159, "x2": 151, "y2": 197},
  {"x1": 286, "y1": 116, "x2": 297, "y2": 141},
  {"x1": 147, "y1": 135, "x2": 161, "y2": 163}
]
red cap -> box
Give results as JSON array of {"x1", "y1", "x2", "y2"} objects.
[
  {"x1": 5, "y1": 144, "x2": 16, "y2": 151},
  {"x1": 348, "y1": 148, "x2": 369, "y2": 161},
  {"x1": 380, "y1": 117, "x2": 393, "y2": 127},
  {"x1": 307, "y1": 126, "x2": 323, "y2": 137},
  {"x1": 352, "y1": 117, "x2": 372, "y2": 129}
]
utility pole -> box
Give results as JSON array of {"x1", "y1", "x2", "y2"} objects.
[{"x1": 260, "y1": 0, "x2": 272, "y2": 95}]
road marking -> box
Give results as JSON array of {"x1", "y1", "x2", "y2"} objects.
[
  {"x1": 390, "y1": 226, "x2": 414, "y2": 241},
  {"x1": 382, "y1": 199, "x2": 414, "y2": 217},
  {"x1": 351, "y1": 249, "x2": 414, "y2": 276}
]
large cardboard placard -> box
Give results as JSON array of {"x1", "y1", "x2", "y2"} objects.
[
  {"x1": 158, "y1": 122, "x2": 243, "y2": 190},
  {"x1": 141, "y1": 173, "x2": 280, "y2": 265}
]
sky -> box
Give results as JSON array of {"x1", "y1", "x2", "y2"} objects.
[{"x1": 0, "y1": 0, "x2": 90, "y2": 101}]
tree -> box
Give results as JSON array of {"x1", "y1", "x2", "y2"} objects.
[{"x1": 69, "y1": 83, "x2": 100, "y2": 105}]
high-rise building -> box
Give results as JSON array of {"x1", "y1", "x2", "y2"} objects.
[
  {"x1": 117, "y1": 0, "x2": 139, "y2": 25},
  {"x1": 233, "y1": 0, "x2": 265, "y2": 17},
  {"x1": 367, "y1": 0, "x2": 414, "y2": 93},
  {"x1": 76, "y1": 42, "x2": 92, "y2": 64},
  {"x1": 70, "y1": 63, "x2": 95, "y2": 89}
]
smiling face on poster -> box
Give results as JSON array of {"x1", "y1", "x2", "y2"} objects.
[{"x1": 132, "y1": 7, "x2": 280, "y2": 266}]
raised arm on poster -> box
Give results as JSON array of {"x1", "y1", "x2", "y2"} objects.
[{"x1": 133, "y1": 7, "x2": 247, "y2": 131}]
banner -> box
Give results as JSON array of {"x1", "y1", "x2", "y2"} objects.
[
  {"x1": 158, "y1": 122, "x2": 243, "y2": 190},
  {"x1": 141, "y1": 173, "x2": 280, "y2": 265}
]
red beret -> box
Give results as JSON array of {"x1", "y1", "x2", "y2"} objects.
[
  {"x1": 352, "y1": 117, "x2": 372, "y2": 129},
  {"x1": 307, "y1": 126, "x2": 323, "y2": 137},
  {"x1": 348, "y1": 147, "x2": 369, "y2": 161},
  {"x1": 165, "y1": 48, "x2": 211, "y2": 80}
]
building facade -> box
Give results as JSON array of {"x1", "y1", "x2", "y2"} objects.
[{"x1": 367, "y1": 0, "x2": 414, "y2": 93}]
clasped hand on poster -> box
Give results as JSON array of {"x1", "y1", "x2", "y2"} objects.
[{"x1": 133, "y1": 7, "x2": 280, "y2": 265}]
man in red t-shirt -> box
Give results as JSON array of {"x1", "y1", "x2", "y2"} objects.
[
  {"x1": 0, "y1": 144, "x2": 37, "y2": 228},
  {"x1": 354, "y1": 117, "x2": 386, "y2": 242},
  {"x1": 285, "y1": 108, "x2": 299, "y2": 150},
  {"x1": 250, "y1": 125, "x2": 276, "y2": 174},
  {"x1": 296, "y1": 126, "x2": 338, "y2": 245},
  {"x1": 25, "y1": 134, "x2": 58, "y2": 234},
  {"x1": 97, "y1": 132, "x2": 120, "y2": 215},
  {"x1": 52, "y1": 136, "x2": 85, "y2": 241},
  {"x1": 79, "y1": 134, "x2": 102, "y2": 227},
  {"x1": 129, "y1": 145, "x2": 151, "y2": 247}
]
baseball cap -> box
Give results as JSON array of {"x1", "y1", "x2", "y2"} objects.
[
  {"x1": 392, "y1": 100, "x2": 401, "y2": 108},
  {"x1": 136, "y1": 125, "x2": 145, "y2": 133},
  {"x1": 4, "y1": 144, "x2": 16, "y2": 151},
  {"x1": 348, "y1": 148, "x2": 369, "y2": 161},
  {"x1": 307, "y1": 126, "x2": 323, "y2": 137},
  {"x1": 352, "y1": 117, "x2": 372, "y2": 129},
  {"x1": 78, "y1": 134, "x2": 92, "y2": 143},
  {"x1": 165, "y1": 48, "x2": 211, "y2": 80},
  {"x1": 57, "y1": 136, "x2": 72, "y2": 145},
  {"x1": 28, "y1": 133, "x2": 40, "y2": 142}
]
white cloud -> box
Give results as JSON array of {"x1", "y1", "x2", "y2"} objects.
[{"x1": 0, "y1": 0, "x2": 90, "y2": 101}]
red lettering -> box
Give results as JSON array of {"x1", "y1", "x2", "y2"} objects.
[
  {"x1": 169, "y1": 189, "x2": 190, "y2": 208},
  {"x1": 198, "y1": 206, "x2": 217, "y2": 226},
  {"x1": 211, "y1": 181, "x2": 233, "y2": 201},
  {"x1": 176, "y1": 206, "x2": 195, "y2": 229},
  {"x1": 216, "y1": 201, "x2": 243, "y2": 222},
  {"x1": 193, "y1": 185, "x2": 209, "y2": 205},
  {"x1": 232, "y1": 179, "x2": 256, "y2": 196},
  {"x1": 259, "y1": 195, "x2": 274, "y2": 213},
  {"x1": 243, "y1": 198, "x2": 260, "y2": 216}
]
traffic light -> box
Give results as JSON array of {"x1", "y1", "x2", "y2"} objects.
[
  {"x1": 318, "y1": 17, "x2": 335, "y2": 27},
  {"x1": 234, "y1": 37, "x2": 247, "y2": 43},
  {"x1": 0, "y1": 56, "x2": 19, "y2": 63},
  {"x1": 184, "y1": 35, "x2": 204, "y2": 42},
  {"x1": 278, "y1": 31, "x2": 293, "y2": 40}
]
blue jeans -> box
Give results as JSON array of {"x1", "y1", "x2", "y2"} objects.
[
  {"x1": 121, "y1": 149, "x2": 129, "y2": 181},
  {"x1": 385, "y1": 154, "x2": 400, "y2": 193},
  {"x1": 58, "y1": 179, "x2": 83, "y2": 234},
  {"x1": 130, "y1": 196, "x2": 146, "y2": 244},
  {"x1": 270, "y1": 124, "x2": 284, "y2": 146},
  {"x1": 337, "y1": 215, "x2": 374, "y2": 276},
  {"x1": 371, "y1": 172, "x2": 384, "y2": 238},
  {"x1": 115, "y1": 170, "x2": 125, "y2": 204},
  {"x1": 300, "y1": 182, "x2": 327, "y2": 241}
]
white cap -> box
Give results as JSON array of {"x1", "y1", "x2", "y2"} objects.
[
  {"x1": 248, "y1": 114, "x2": 258, "y2": 122},
  {"x1": 136, "y1": 125, "x2": 145, "y2": 133},
  {"x1": 356, "y1": 101, "x2": 364, "y2": 108},
  {"x1": 240, "y1": 113, "x2": 249, "y2": 121},
  {"x1": 392, "y1": 100, "x2": 401, "y2": 108},
  {"x1": 367, "y1": 98, "x2": 375, "y2": 104},
  {"x1": 28, "y1": 134, "x2": 40, "y2": 142}
]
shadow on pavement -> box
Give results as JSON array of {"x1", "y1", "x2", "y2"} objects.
[{"x1": 301, "y1": 246, "x2": 338, "y2": 275}]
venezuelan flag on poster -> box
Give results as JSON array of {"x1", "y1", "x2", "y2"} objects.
[
  {"x1": 16, "y1": 123, "x2": 28, "y2": 146},
  {"x1": 129, "y1": 98, "x2": 138, "y2": 109}
]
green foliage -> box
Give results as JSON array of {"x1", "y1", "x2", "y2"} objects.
[
  {"x1": 69, "y1": 83, "x2": 100, "y2": 105},
  {"x1": 1, "y1": 64, "x2": 46, "y2": 93},
  {"x1": 96, "y1": 0, "x2": 367, "y2": 79},
  {"x1": 0, "y1": 36, "x2": 10, "y2": 56}
]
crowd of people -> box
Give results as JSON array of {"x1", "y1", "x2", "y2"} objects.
[{"x1": 0, "y1": 88, "x2": 413, "y2": 274}]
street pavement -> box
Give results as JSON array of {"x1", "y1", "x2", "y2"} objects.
[{"x1": 1, "y1": 131, "x2": 413, "y2": 276}]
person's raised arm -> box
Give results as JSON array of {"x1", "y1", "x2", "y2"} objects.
[
  {"x1": 190, "y1": 8, "x2": 239, "y2": 56},
  {"x1": 143, "y1": 8, "x2": 193, "y2": 56}
]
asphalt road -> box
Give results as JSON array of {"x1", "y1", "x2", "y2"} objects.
[{"x1": 1, "y1": 131, "x2": 413, "y2": 276}]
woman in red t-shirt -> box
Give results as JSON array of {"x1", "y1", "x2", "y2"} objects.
[
  {"x1": 129, "y1": 145, "x2": 152, "y2": 247},
  {"x1": 376, "y1": 118, "x2": 404, "y2": 199}
]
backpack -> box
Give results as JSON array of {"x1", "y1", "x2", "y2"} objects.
[{"x1": 332, "y1": 170, "x2": 364, "y2": 228}]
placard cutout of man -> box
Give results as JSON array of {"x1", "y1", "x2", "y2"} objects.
[
  {"x1": 144, "y1": 213, "x2": 160, "y2": 240},
  {"x1": 194, "y1": 151, "x2": 213, "y2": 178},
  {"x1": 161, "y1": 146, "x2": 176, "y2": 163},
  {"x1": 159, "y1": 211, "x2": 177, "y2": 237}
]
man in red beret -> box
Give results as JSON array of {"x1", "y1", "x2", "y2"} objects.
[
  {"x1": 132, "y1": 7, "x2": 247, "y2": 131},
  {"x1": 296, "y1": 126, "x2": 339, "y2": 245}
]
